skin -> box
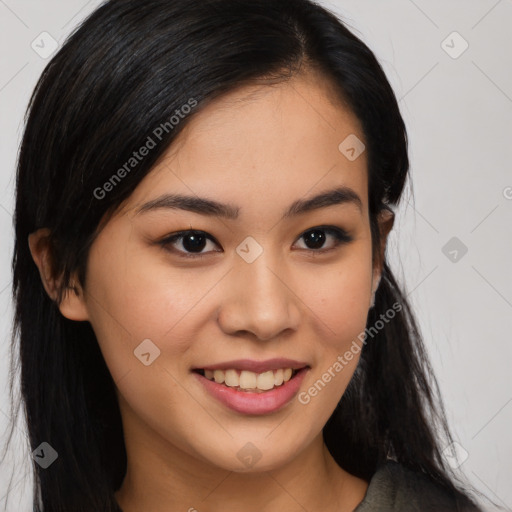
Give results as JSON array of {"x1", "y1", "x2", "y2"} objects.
[{"x1": 29, "y1": 70, "x2": 394, "y2": 512}]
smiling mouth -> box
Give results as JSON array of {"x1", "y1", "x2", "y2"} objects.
[{"x1": 193, "y1": 367, "x2": 304, "y2": 393}]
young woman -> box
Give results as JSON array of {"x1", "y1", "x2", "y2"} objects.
[{"x1": 4, "y1": 0, "x2": 490, "y2": 510}]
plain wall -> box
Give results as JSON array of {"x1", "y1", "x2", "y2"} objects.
[{"x1": 0, "y1": 0, "x2": 511, "y2": 510}]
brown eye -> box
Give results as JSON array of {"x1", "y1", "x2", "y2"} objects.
[
  {"x1": 158, "y1": 225, "x2": 352, "y2": 260},
  {"x1": 159, "y1": 230, "x2": 221, "y2": 258},
  {"x1": 302, "y1": 229, "x2": 327, "y2": 250},
  {"x1": 295, "y1": 226, "x2": 353, "y2": 252}
]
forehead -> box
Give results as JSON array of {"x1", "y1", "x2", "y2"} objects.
[{"x1": 124, "y1": 71, "x2": 368, "y2": 220}]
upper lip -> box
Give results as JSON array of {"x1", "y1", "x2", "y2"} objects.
[{"x1": 193, "y1": 358, "x2": 310, "y2": 373}]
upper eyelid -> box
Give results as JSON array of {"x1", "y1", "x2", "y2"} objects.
[
  {"x1": 160, "y1": 225, "x2": 351, "y2": 250},
  {"x1": 164, "y1": 225, "x2": 348, "y2": 238}
]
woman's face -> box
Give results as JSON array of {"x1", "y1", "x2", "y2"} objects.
[{"x1": 64, "y1": 73, "x2": 389, "y2": 472}]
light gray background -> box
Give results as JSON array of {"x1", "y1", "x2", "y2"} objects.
[{"x1": 0, "y1": 1, "x2": 511, "y2": 510}]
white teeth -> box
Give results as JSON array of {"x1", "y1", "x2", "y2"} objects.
[
  {"x1": 239, "y1": 370, "x2": 257, "y2": 389},
  {"x1": 256, "y1": 370, "x2": 275, "y2": 391},
  {"x1": 224, "y1": 369, "x2": 239, "y2": 387},
  {"x1": 201, "y1": 368, "x2": 299, "y2": 391},
  {"x1": 274, "y1": 368, "x2": 284, "y2": 386},
  {"x1": 213, "y1": 370, "x2": 225, "y2": 384}
]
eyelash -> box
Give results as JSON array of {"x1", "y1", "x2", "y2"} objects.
[{"x1": 157, "y1": 225, "x2": 353, "y2": 260}]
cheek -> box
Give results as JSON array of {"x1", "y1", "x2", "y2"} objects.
[
  {"x1": 82, "y1": 239, "x2": 197, "y2": 382},
  {"x1": 85, "y1": 238, "x2": 206, "y2": 338},
  {"x1": 295, "y1": 257, "x2": 372, "y2": 418},
  {"x1": 305, "y1": 250, "x2": 373, "y2": 349}
]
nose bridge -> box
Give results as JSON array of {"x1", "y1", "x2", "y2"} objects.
[{"x1": 217, "y1": 243, "x2": 300, "y2": 340}]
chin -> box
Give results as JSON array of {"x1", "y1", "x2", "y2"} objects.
[{"x1": 197, "y1": 438, "x2": 306, "y2": 474}]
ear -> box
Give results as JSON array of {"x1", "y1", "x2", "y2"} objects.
[
  {"x1": 370, "y1": 207, "x2": 395, "y2": 306},
  {"x1": 28, "y1": 228, "x2": 90, "y2": 321}
]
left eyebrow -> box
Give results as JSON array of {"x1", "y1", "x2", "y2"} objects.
[
  {"x1": 133, "y1": 185, "x2": 363, "y2": 220},
  {"x1": 283, "y1": 186, "x2": 363, "y2": 218}
]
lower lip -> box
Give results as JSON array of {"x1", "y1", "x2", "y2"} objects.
[{"x1": 193, "y1": 367, "x2": 309, "y2": 415}]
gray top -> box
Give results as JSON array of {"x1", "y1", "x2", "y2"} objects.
[{"x1": 353, "y1": 460, "x2": 481, "y2": 511}]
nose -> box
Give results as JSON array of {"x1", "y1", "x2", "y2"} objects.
[{"x1": 217, "y1": 250, "x2": 301, "y2": 341}]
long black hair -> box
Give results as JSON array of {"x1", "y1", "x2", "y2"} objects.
[{"x1": 3, "y1": 0, "x2": 489, "y2": 510}]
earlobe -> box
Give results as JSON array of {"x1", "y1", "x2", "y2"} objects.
[
  {"x1": 378, "y1": 206, "x2": 395, "y2": 243},
  {"x1": 28, "y1": 229, "x2": 90, "y2": 322},
  {"x1": 370, "y1": 207, "x2": 395, "y2": 306},
  {"x1": 28, "y1": 229, "x2": 57, "y2": 299},
  {"x1": 57, "y1": 281, "x2": 90, "y2": 321},
  {"x1": 370, "y1": 275, "x2": 381, "y2": 307}
]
